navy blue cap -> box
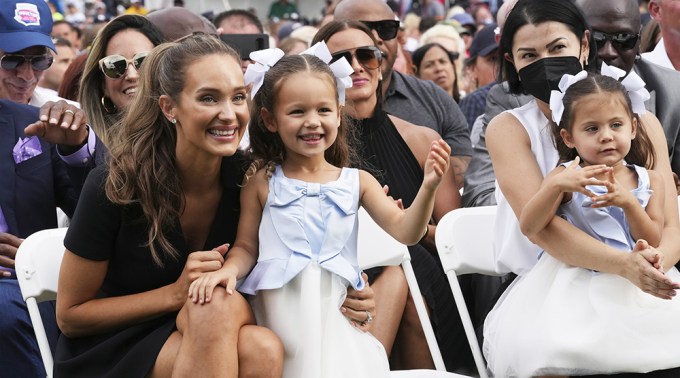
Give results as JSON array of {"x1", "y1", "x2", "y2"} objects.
[
  {"x1": 467, "y1": 23, "x2": 498, "y2": 62},
  {"x1": 0, "y1": 1, "x2": 55, "y2": 53}
]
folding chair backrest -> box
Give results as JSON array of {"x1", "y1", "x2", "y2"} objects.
[
  {"x1": 436, "y1": 206, "x2": 502, "y2": 277},
  {"x1": 357, "y1": 207, "x2": 448, "y2": 372},
  {"x1": 15, "y1": 227, "x2": 68, "y2": 378},
  {"x1": 435, "y1": 206, "x2": 501, "y2": 378}
]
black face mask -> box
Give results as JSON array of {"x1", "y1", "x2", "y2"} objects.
[{"x1": 518, "y1": 56, "x2": 584, "y2": 103}]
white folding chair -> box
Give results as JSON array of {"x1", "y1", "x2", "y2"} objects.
[
  {"x1": 15, "y1": 227, "x2": 68, "y2": 378},
  {"x1": 435, "y1": 206, "x2": 504, "y2": 378},
  {"x1": 358, "y1": 207, "x2": 456, "y2": 374}
]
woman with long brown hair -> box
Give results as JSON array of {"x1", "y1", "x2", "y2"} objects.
[{"x1": 55, "y1": 33, "x2": 283, "y2": 377}]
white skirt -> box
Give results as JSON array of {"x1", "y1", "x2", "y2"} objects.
[
  {"x1": 250, "y1": 263, "x2": 390, "y2": 378},
  {"x1": 483, "y1": 253, "x2": 680, "y2": 377}
]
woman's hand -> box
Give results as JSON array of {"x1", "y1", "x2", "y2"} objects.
[
  {"x1": 172, "y1": 244, "x2": 228, "y2": 307},
  {"x1": 622, "y1": 240, "x2": 680, "y2": 300},
  {"x1": 423, "y1": 140, "x2": 451, "y2": 190},
  {"x1": 24, "y1": 100, "x2": 89, "y2": 147},
  {"x1": 342, "y1": 273, "x2": 376, "y2": 331}
]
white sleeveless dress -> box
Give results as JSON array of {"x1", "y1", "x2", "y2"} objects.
[
  {"x1": 239, "y1": 166, "x2": 390, "y2": 378},
  {"x1": 483, "y1": 102, "x2": 680, "y2": 376}
]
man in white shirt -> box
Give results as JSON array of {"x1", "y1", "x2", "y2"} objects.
[{"x1": 642, "y1": 0, "x2": 680, "y2": 70}]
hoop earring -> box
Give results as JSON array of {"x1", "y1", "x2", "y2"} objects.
[{"x1": 101, "y1": 96, "x2": 117, "y2": 114}]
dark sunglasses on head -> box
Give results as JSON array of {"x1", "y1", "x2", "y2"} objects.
[
  {"x1": 99, "y1": 51, "x2": 150, "y2": 79},
  {"x1": 361, "y1": 20, "x2": 400, "y2": 41},
  {"x1": 330, "y1": 46, "x2": 383, "y2": 70},
  {"x1": 592, "y1": 31, "x2": 639, "y2": 51},
  {"x1": 0, "y1": 54, "x2": 54, "y2": 71}
]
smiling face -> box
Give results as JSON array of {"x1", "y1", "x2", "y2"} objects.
[
  {"x1": 326, "y1": 28, "x2": 381, "y2": 107},
  {"x1": 102, "y1": 29, "x2": 154, "y2": 110},
  {"x1": 0, "y1": 46, "x2": 50, "y2": 103},
  {"x1": 417, "y1": 45, "x2": 455, "y2": 95},
  {"x1": 560, "y1": 91, "x2": 637, "y2": 167},
  {"x1": 167, "y1": 54, "x2": 249, "y2": 164},
  {"x1": 262, "y1": 72, "x2": 341, "y2": 163},
  {"x1": 509, "y1": 21, "x2": 589, "y2": 73}
]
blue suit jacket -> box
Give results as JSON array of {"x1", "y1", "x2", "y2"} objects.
[{"x1": 0, "y1": 100, "x2": 87, "y2": 238}]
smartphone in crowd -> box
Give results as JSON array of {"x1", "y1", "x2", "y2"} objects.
[{"x1": 219, "y1": 34, "x2": 270, "y2": 60}]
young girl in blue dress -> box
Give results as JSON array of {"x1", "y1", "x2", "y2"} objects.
[
  {"x1": 187, "y1": 43, "x2": 451, "y2": 377},
  {"x1": 484, "y1": 70, "x2": 680, "y2": 376}
]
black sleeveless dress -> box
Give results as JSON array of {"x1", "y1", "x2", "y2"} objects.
[
  {"x1": 351, "y1": 107, "x2": 475, "y2": 372},
  {"x1": 54, "y1": 157, "x2": 245, "y2": 377}
]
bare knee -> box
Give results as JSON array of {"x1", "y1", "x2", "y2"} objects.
[
  {"x1": 238, "y1": 325, "x2": 284, "y2": 378},
  {"x1": 180, "y1": 289, "x2": 254, "y2": 339}
]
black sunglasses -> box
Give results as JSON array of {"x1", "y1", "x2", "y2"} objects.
[
  {"x1": 592, "y1": 31, "x2": 639, "y2": 51},
  {"x1": 361, "y1": 20, "x2": 400, "y2": 41},
  {"x1": 330, "y1": 46, "x2": 383, "y2": 70},
  {"x1": 99, "y1": 51, "x2": 150, "y2": 79},
  {"x1": 0, "y1": 54, "x2": 54, "y2": 71}
]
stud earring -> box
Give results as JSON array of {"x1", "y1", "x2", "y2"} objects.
[{"x1": 170, "y1": 118, "x2": 177, "y2": 124}]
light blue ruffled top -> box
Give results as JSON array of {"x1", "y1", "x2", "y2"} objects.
[
  {"x1": 558, "y1": 161, "x2": 653, "y2": 252},
  {"x1": 239, "y1": 165, "x2": 365, "y2": 295}
]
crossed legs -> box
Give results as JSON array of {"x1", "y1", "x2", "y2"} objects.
[{"x1": 151, "y1": 289, "x2": 283, "y2": 377}]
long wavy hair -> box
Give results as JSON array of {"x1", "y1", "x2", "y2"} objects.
[
  {"x1": 105, "y1": 33, "x2": 241, "y2": 265},
  {"x1": 79, "y1": 14, "x2": 163, "y2": 146},
  {"x1": 247, "y1": 54, "x2": 358, "y2": 180},
  {"x1": 554, "y1": 73, "x2": 655, "y2": 169}
]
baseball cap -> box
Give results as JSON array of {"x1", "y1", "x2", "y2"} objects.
[
  {"x1": 0, "y1": 0, "x2": 55, "y2": 53},
  {"x1": 467, "y1": 23, "x2": 498, "y2": 63}
]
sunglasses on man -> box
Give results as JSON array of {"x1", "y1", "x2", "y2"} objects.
[
  {"x1": 0, "y1": 54, "x2": 54, "y2": 71},
  {"x1": 592, "y1": 31, "x2": 639, "y2": 51},
  {"x1": 361, "y1": 20, "x2": 400, "y2": 41},
  {"x1": 99, "y1": 51, "x2": 150, "y2": 79},
  {"x1": 330, "y1": 46, "x2": 383, "y2": 70}
]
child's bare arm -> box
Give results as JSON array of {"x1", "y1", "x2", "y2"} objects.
[
  {"x1": 627, "y1": 170, "x2": 664, "y2": 247},
  {"x1": 360, "y1": 140, "x2": 450, "y2": 245},
  {"x1": 590, "y1": 169, "x2": 664, "y2": 247},
  {"x1": 520, "y1": 158, "x2": 610, "y2": 239},
  {"x1": 188, "y1": 171, "x2": 266, "y2": 303}
]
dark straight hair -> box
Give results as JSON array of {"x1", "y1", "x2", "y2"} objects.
[{"x1": 499, "y1": 0, "x2": 598, "y2": 95}]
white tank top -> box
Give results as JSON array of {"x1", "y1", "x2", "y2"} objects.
[{"x1": 493, "y1": 100, "x2": 559, "y2": 275}]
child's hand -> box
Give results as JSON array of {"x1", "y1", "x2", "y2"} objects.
[
  {"x1": 423, "y1": 139, "x2": 451, "y2": 190},
  {"x1": 589, "y1": 168, "x2": 638, "y2": 209},
  {"x1": 550, "y1": 157, "x2": 609, "y2": 196},
  {"x1": 188, "y1": 264, "x2": 239, "y2": 305}
]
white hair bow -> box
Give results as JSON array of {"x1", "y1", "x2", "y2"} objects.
[
  {"x1": 300, "y1": 41, "x2": 354, "y2": 105},
  {"x1": 549, "y1": 62, "x2": 650, "y2": 125},
  {"x1": 244, "y1": 41, "x2": 354, "y2": 105},
  {"x1": 599, "y1": 61, "x2": 650, "y2": 116},
  {"x1": 549, "y1": 70, "x2": 588, "y2": 124},
  {"x1": 244, "y1": 47, "x2": 285, "y2": 100}
]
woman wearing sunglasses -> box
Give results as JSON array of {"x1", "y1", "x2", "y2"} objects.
[
  {"x1": 313, "y1": 21, "x2": 473, "y2": 372},
  {"x1": 79, "y1": 14, "x2": 163, "y2": 145},
  {"x1": 412, "y1": 43, "x2": 461, "y2": 103}
]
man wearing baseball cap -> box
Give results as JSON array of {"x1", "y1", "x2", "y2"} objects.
[
  {"x1": 0, "y1": 0, "x2": 60, "y2": 105},
  {"x1": 0, "y1": 2, "x2": 93, "y2": 376}
]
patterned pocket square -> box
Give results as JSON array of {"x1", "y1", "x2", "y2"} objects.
[{"x1": 13, "y1": 136, "x2": 42, "y2": 164}]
